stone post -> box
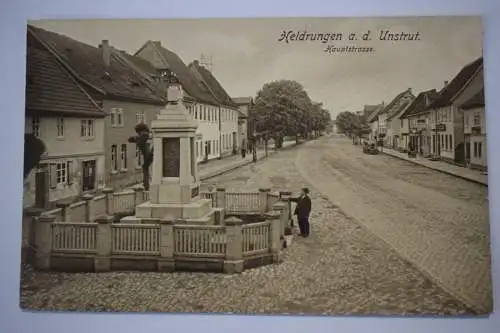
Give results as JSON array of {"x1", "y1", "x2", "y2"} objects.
[
  {"x1": 158, "y1": 218, "x2": 175, "y2": 272},
  {"x1": 216, "y1": 187, "x2": 226, "y2": 209},
  {"x1": 224, "y1": 217, "x2": 244, "y2": 274},
  {"x1": 102, "y1": 188, "x2": 115, "y2": 216},
  {"x1": 258, "y1": 188, "x2": 271, "y2": 213},
  {"x1": 271, "y1": 201, "x2": 287, "y2": 236},
  {"x1": 55, "y1": 201, "x2": 71, "y2": 222},
  {"x1": 94, "y1": 215, "x2": 113, "y2": 272},
  {"x1": 132, "y1": 184, "x2": 145, "y2": 205},
  {"x1": 34, "y1": 214, "x2": 55, "y2": 270},
  {"x1": 265, "y1": 210, "x2": 282, "y2": 262},
  {"x1": 81, "y1": 194, "x2": 95, "y2": 222},
  {"x1": 213, "y1": 208, "x2": 225, "y2": 225}
]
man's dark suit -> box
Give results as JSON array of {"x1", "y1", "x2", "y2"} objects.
[{"x1": 291, "y1": 195, "x2": 312, "y2": 236}]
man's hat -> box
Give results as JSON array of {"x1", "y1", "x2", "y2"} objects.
[{"x1": 302, "y1": 187, "x2": 310, "y2": 194}]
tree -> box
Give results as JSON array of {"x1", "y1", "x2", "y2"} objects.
[
  {"x1": 253, "y1": 80, "x2": 314, "y2": 145},
  {"x1": 24, "y1": 133, "x2": 46, "y2": 179},
  {"x1": 335, "y1": 111, "x2": 370, "y2": 142},
  {"x1": 128, "y1": 123, "x2": 153, "y2": 190}
]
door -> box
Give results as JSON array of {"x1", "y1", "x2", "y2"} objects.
[{"x1": 82, "y1": 160, "x2": 96, "y2": 191}]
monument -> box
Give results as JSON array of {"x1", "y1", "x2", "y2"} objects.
[{"x1": 122, "y1": 72, "x2": 215, "y2": 224}]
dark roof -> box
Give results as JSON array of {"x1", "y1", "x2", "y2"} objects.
[
  {"x1": 117, "y1": 50, "x2": 159, "y2": 76},
  {"x1": 381, "y1": 89, "x2": 414, "y2": 118},
  {"x1": 233, "y1": 97, "x2": 253, "y2": 105},
  {"x1": 188, "y1": 60, "x2": 237, "y2": 108},
  {"x1": 428, "y1": 57, "x2": 483, "y2": 109},
  {"x1": 366, "y1": 104, "x2": 385, "y2": 123},
  {"x1": 27, "y1": 25, "x2": 164, "y2": 105},
  {"x1": 460, "y1": 89, "x2": 485, "y2": 110},
  {"x1": 26, "y1": 31, "x2": 104, "y2": 117},
  {"x1": 400, "y1": 89, "x2": 439, "y2": 118},
  {"x1": 135, "y1": 41, "x2": 219, "y2": 106},
  {"x1": 387, "y1": 98, "x2": 413, "y2": 120}
]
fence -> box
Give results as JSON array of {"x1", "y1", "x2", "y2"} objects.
[{"x1": 33, "y1": 211, "x2": 283, "y2": 273}]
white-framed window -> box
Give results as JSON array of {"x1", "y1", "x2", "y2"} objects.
[
  {"x1": 110, "y1": 108, "x2": 124, "y2": 127},
  {"x1": 80, "y1": 119, "x2": 94, "y2": 137},
  {"x1": 136, "y1": 111, "x2": 145, "y2": 124},
  {"x1": 56, "y1": 162, "x2": 67, "y2": 184},
  {"x1": 135, "y1": 146, "x2": 143, "y2": 168},
  {"x1": 121, "y1": 143, "x2": 128, "y2": 170},
  {"x1": 111, "y1": 144, "x2": 118, "y2": 172},
  {"x1": 31, "y1": 116, "x2": 40, "y2": 137},
  {"x1": 56, "y1": 117, "x2": 64, "y2": 138}
]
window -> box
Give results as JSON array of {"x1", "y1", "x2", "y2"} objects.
[
  {"x1": 441, "y1": 134, "x2": 444, "y2": 148},
  {"x1": 135, "y1": 146, "x2": 143, "y2": 168},
  {"x1": 400, "y1": 119, "x2": 403, "y2": 127},
  {"x1": 449, "y1": 135, "x2": 453, "y2": 150},
  {"x1": 56, "y1": 162, "x2": 67, "y2": 185},
  {"x1": 121, "y1": 144, "x2": 128, "y2": 170},
  {"x1": 473, "y1": 111, "x2": 481, "y2": 126},
  {"x1": 208, "y1": 108, "x2": 211, "y2": 122},
  {"x1": 80, "y1": 119, "x2": 94, "y2": 137},
  {"x1": 111, "y1": 145, "x2": 118, "y2": 171},
  {"x1": 478, "y1": 142, "x2": 482, "y2": 158},
  {"x1": 31, "y1": 116, "x2": 40, "y2": 137},
  {"x1": 473, "y1": 142, "x2": 478, "y2": 158},
  {"x1": 110, "y1": 108, "x2": 124, "y2": 127},
  {"x1": 207, "y1": 141, "x2": 211, "y2": 155},
  {"x1": 56, "y1": 117, "x2": 64, "y2": 137},
  {"x1": 136, "y1": 111, "x2": 145, "y2": 124}
]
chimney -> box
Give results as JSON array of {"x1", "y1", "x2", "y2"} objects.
[
  {"x1": 407, "y1": 87, "x2": 412, "y2": 93},
  {"x1": 444, "y1": 80, "x2": 449, "y2": 87},
  {"x1": 99, "y1": 39, "x2": 110, "y2": 66},
  {"x1": 424, "y1": 93, "x2": 430, "y2": 106}
]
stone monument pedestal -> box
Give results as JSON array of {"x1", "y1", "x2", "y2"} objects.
[{"x1": 122, "y1": 82, "x2": 216, "y2": 225}]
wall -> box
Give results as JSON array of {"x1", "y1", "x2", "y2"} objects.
[
  {"x1": 24, "y1": 115, "x2": 106, "y2": 205},
  {"x1": 102, "y1": 99, "x2": 164, "y2": 189},
  {"x1": 463, "y1": 106, "x2": 487, "y2": 168},
  {"x1": 185, "y1": 102, "x2": 222, "y2": 162},
  {"x1": 220, "y1": 106, "x2": 240, "y2": 156}
]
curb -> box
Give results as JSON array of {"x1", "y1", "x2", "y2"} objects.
[{"x1": 381, "y1": 151, "x2": 487, "y2": 187}]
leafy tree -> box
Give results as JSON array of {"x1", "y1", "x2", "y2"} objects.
[
  {"x1": 253, "y1": 80, "x2": 313, "y2": 145},
  {"x1": 24, "y1": 133, "x2": 46, "y2": 179},
  {"x1": 335, "y1": 111, "x2": 370, "y2": 142}
]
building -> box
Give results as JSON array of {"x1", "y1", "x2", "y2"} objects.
[
  {"x1": 134, "y1": 41, "x2": 223, "y2": 163},
  {"x1": 461, "y1": 88, "x2": 486, "y2": 170},
  {"x1": 232, "y1": 97, "x2": 253, "y2": 148},
  {"x1": 399, "y1": 89, "x2": 439, "y2": 154},
  {"x1": 28, "y1": 25, "x2": 167, "y2": 191},
  {"x1": 427, "y1": 57, "x2": 483, "y2": 164},
  {"x1": 366, "y1": 103, "x2": 384, "y2": 141},
  {"x1": 24, "y1": 29, "x2": 106, "y2": 207},
  {"x1": 386, "y1": 93, "x2": 415, "y2": 149},
  {"x1": 381, "y1": 89, "x2": 414, "y2": 148},
  {"x1": 188, "y1": 60, "x2": 242, "y2": 157}
]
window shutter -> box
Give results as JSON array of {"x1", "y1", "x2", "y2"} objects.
[
  {"x1": 49, "y1": 163, "x2": 57, "y2": 189},
  {"x1": 67, "y1": 160, "x2": 74, "y2": 185}
]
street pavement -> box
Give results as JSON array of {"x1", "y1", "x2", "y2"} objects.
[
  {"x1": 380, "y1": 147, "x2": 488, "y2": 186},
  {"x1": 21, "y1": 136, "x2": 480, "y2": 315},
  {"x1": 295, "y1": 135, "x2": 492, "y2": 314}
]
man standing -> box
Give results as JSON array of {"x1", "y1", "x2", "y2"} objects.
[{"x1": 290, "y1": 187, "x2": 312, "y2": 237}]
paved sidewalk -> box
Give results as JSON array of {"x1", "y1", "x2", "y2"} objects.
[{"x1": 381, "y1": 148, "x2": 488, "y2": 186}]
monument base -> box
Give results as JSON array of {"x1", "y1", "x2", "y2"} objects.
[{"x1": 134, "y1": 198, "x2": 213, "y2": 221}]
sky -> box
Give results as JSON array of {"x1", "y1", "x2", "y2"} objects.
[{"x1": 30, "y1": 17, "x2": 482, "y2": 118}]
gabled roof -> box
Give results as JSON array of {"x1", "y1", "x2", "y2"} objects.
[
  {"x1": 27, "y1": 25, "x2": 164, "y2": 105},
  {"x1": 460, "y1": 88, "x2": 485, "y2": 110},
  {"x1": 387, "y1": 98, "x2": 414, "y2": 120},
  {"x1": 233, "y1": 97, "x2": 253, "y2": 105},
  {"x1": 428, "y1": 57, "x2": 483, "y2": 109},
  {"x1": 400, "y1": 89, "x2": 439, "y2": 119},
  {"x1": 366, "y1": 104, "x2": 384, "y2": 123},
  {"x1": 188, "y1": 60, "x2": 238, "y2": 108},
  {"x1": 26, "y1": 30, "x2": 104, "y2": 117},
  {"x1": 380, "y1": 89, "x2": 414, "y2": 118},
  {"x1": 135, "y1": 41, "x2": 219, "y2": 106}
]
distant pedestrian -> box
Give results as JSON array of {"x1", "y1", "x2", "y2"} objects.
[{"x1": 290, "y1": 187, "x2": 312, "y2": 237}]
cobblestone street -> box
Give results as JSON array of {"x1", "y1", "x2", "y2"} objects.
[
  {"x1": 296, "y1": 135, "x2": 492, "y2": 314},
  {"x1": 21, "y1": 141, "x2": 479, "y2": 316}
]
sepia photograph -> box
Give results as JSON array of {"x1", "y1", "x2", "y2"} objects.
[{"x1": 20, "y1": 16, "x2": 491, "y2": 316}]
